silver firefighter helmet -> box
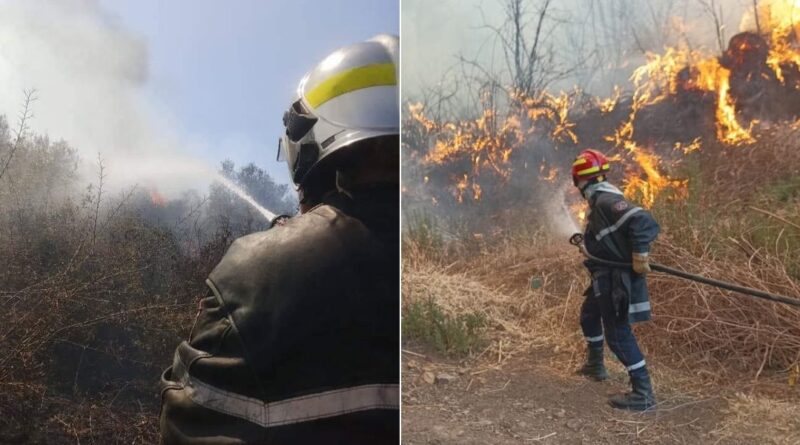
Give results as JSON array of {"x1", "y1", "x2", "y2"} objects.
[{"x1": 278, "y1": 34, "x2": 399, "y2": 187}]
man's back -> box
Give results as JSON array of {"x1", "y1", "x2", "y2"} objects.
[{"x1": 160, "y1": 188, "x2": 399, "y2": 444}]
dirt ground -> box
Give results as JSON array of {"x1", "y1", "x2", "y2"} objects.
[{"x1": 402, "y1": 347, "x2": 783, "y2": 445}]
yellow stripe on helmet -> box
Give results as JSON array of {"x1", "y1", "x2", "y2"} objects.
[
  {"x1": 305, "y1": 63, "x2": 396, "y2": 108},
  {"x1": 577, "y1": 165, "x2": 600, "y2": 176}
]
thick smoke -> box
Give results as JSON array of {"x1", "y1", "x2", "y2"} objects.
[{"x1": 0, "y1": 0, "x2": 234, "y2": 194}]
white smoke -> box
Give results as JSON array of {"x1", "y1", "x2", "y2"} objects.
[
  {"x1": 0, "y1": 0, "x2": 235, "y2": 195},
  {"x1": 402, "y1": 0, "x2": 752, "y2": 99},
  {"x1": 551, "y1": 183, "x2": 582, "y2": 237}
]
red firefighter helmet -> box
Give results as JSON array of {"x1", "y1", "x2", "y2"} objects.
[{"x1": 572, "y1": 149, "x2": 610, "y2": 186}]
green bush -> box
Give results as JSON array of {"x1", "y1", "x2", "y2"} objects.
[
  {"x1": 403, "y1": 209, "x2": 444, "y2": 251},
  {"x1": 765, "y1": 175, "x2": 800, "y2": 204},
  {"x1": 403, "y1": 297, "x2": 486, "y2": 358}
]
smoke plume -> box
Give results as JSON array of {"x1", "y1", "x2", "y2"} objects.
[{"x1": 0, "y1": 0, "x2": 231, "y2": 194}]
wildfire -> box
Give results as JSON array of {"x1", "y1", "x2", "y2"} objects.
[
  {"x1": 423, "y1": 106, "x2": 521, "y2": 180},
  {"x1": 674, "y1": 138, "x2": 702, "y2": 154},
  {"x1": 405, "y1": 0, "x2": 800, "y2": 224},
  {"x1": 597, "y1": 86, "x2": 621, "y2": 114},
  {"x1": 631, "y1": 47, "x2": 757, "y2": 145},
  {"x1": 150, "y1": 189, "x2": 167, "y2": 207},
  {"x1": 716, "y1": 70, "x2": 756, "y2": 144},
  {"x1": 408, "y1": 102, "x2": 438, "y2": 132},
  {"x1": 621, "y1": 142, "x2": 687, "y2": 208},
  {"x1": 519, "y1": 91, "x2": 579, "y2": 144},
  {"x1": 570, "y1": 201, "x2": 588, "y2": 224},
  {"x1": 414, "y1": 91, "x2": 576, "y2": 204},
  {"x1": 757, "y1": 0, "x2": 800, "y2": 83},
  {"x1": 540, "y1": 165, "x2": 559, "y2": 182}
]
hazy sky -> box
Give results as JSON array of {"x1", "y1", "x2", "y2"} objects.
[
  {"x1": 99, "y1": 0, "x2": 398, "y2": 185},
  {"x1": 0, "y1": 0, "x2": 397, "y2": 194}
]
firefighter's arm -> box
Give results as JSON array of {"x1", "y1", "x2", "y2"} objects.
[
  {"x1": 627, "y1": 210, "x2": 660, "y2": 274},
  {"x1": 159, "y1": 284, "x2": 263, "y2": 443}
]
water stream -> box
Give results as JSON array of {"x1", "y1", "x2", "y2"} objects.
[{"x1": 211, "y1": 172, "x2": 277, "y2": 221}]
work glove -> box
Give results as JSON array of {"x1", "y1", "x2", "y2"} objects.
[{"x1": 632, "y1": 252, "x2": 651, "y2": 275}]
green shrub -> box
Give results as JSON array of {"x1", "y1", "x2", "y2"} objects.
[
  {"x1": 764, "y1": 175, "x2": 800, "y2": 204},
  {"x1": 403, "y1": 297, "x2": 486, "y2": 358},
  {"x1": 403, "y1": 209, "x2": 445, "y2": 252}
]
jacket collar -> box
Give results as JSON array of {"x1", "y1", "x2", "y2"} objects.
[{"x1": 584, "y1": 181, "x2": 623, "y2": 200}]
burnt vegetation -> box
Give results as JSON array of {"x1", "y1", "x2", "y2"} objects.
[{"x1": 0, "y1": 104, "x2": 296, "y2": 443}]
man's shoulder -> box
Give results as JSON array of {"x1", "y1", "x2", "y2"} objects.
[
  {"x1": 209, "y1": 204, "x2": 374, "y2": 285},
  {"x1": 594, "y1": 191, "x2": 633, "y2": 214}
]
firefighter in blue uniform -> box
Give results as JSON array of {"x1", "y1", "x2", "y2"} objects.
[{"x1": 572, "y1": 149, "x2": 660, "y2": 411}]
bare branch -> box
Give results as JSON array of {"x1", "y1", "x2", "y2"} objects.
[
  {"x1": 697, "y1": 0, "x2": 726, "y2": 53},
  {"x1": 0, "y1": 89, "x2": 38, "y2": 182}
]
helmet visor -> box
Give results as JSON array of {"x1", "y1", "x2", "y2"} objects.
[
  {"x1": 277, "y1": 136, "x2": 288, "y2": 162},
  {"x1": 278, "y1": 133, "x2": 320, "y2": 185}
]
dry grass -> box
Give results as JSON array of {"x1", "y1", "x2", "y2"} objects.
[
  {"x1": 711, "y1": 393, "x2": 800, "y2": 444},
  {"x1": 404, "y1": 231, "x2": 800, "y2": 384},
  {"x1": 0, "y1": 122, "x2": 272, "y2": 442}
]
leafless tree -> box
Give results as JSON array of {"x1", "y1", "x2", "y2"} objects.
[
  {"x1": 697, "y1": 0, "x2": 726, "y2": 53},
  {"x1": 753, "y1": 0, "x2": 761, "y2": 35},
  {"x1": 452, "y1": 0, "x2": 582, "y2": 100},
  {"x1": 0, "y1": 89, "x2": 38, "y2": 182}
]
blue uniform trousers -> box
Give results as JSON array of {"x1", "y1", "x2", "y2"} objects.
[{"x1": 580, "y1": 271, "x2": 648, "y2": 378}]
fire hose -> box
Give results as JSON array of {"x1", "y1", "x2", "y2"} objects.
[{"x1": 569, "y1": 233, "x2": 800, "y2": 308}]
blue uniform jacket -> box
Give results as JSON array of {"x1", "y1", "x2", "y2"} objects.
[{"x1": 584, "y1": 188, "x2": 660, "y2": 323}]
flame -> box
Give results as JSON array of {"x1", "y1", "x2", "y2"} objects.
[
  {"x1": 716, "y1": 69, "x2": 756, "y2": 144},
  {"x1": 621, "y1": 142, "x2": 687, "y2": 208},
  {"x1": 472, "y1": 183, "x2": 482, "y2": 201},
  {"x1": 406, "y1": 0, "x2": 800, "y2": 216},
  {"x1": 408, "y1": 102, "x2": 438, "y2": 132},
  {"x1": 570, "y1": 201, "x2": 588, "y2": 224},
  {"x1": 630, "y1": 47, "x2": 757, "y2": 145},
  {"x1": 543, "y1": 167, "x2": 558, "y2": 182},
  {"x1": 598, "y1": 86, "x2": 621, "y2": 114},
  {"x1": 601, "y1": 58, "x2": 689, "y2": 206},
  {"x1": 414, "y1": 92, "x2": 572, "y2": 203},
  {"x1": 423, "y1": 107, "x2": 522, "y2": 180},
  {"x1": 755, "y1": 0, "x2": 800, "y2": 84},
  {"x1": 150, "y1": 189, "x2": 167, "y2": 207},
  {"x1": 674, "y1": 138, "x2": 702, "y2": 154},
  {"x1": 519, "y1": 91, "x2": 579, "y2": 144}
]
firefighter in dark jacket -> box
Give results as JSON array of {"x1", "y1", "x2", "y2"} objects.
[
  {"x1": 572, "y1": 149, "x2": 660, "y2": 411},
  {"x1": 159, "y1": 35, "x2": 400, "y2": 443}
]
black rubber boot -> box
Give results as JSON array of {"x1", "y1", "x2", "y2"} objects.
[
  {"x1": 609, "y1": 373, "x2": 656, "y2": 411},
  {"x1": 577, "y1": 346, "x2": 609, "y2": 381}
]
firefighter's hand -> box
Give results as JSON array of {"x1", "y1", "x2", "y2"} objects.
[{"x1": 632, "y1": 252, "x2": 651, "y2": 275}]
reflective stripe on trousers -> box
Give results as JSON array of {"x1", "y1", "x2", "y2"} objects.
[
  {"x1": 184, "y1": 377, "x2": 399, "y2": 428},
  {"x1": 580, "y1": 272, "x2": 647, "y2": 377}
]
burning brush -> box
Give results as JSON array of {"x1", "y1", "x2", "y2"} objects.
[{"x1": 403, "y1": 0, "x2": 800, "y2": 235}]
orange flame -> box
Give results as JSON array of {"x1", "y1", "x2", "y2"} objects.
[
  {"x1": 621, "y1": 142, "x2": 687, "y2": 208},
  {"x1": 598, "y1": 86, "x2": 621, "y2": 114},
  {"x1": 407, "y1": 0, "x2": 800, "y2": 214},
  {"x1": 716, "y1": 69, "x2": 756, "y2": 144},
  {"x1": 150, "y1": 189, "x2": 167, "y2": 207}
]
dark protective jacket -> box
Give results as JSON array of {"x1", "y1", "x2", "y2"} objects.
[
  {"x1": 584, "y1": 187, "x2": 660, "y2": 323},
  {"x1": 159, "y1": 187, "x2": 399, "y2": 444}
]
